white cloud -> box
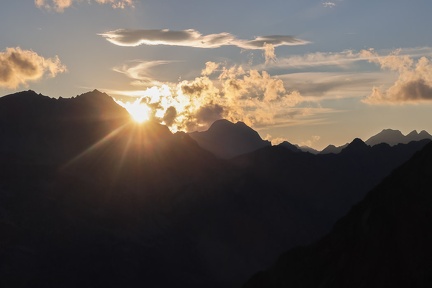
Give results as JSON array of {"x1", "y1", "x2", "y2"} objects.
[
  {"x1": 322, "y1": 2, "x2": 336, "y2": 8},
  {"x1": 35, "y1": 0, "x2": 134, "y2": 12},
  {"x1": 113, "y1": 60, "x2": 174, "y2": 85},
  {"x1": 264, "y1": 43, "x2": 277, "y2": 64},
  {"x1": 0, "y1": 47, "x2": 66, "y2": 89},
  {"x1": 99, "y1": 29, "x2": 309, "y2": 50}
]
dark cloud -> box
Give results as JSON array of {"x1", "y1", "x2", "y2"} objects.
[
  {"x1": 163, "y1": 106, "x2": 177, "y2": 126},
  {"x1": 195, "y1": 104, "x2": 225, "y2": 124},
  {"x1": 397, "y1": 79, "x2": 432, "y2": 101},
  {"x1": 363, "y1": 54, "x2": 432, "y2": 104}
]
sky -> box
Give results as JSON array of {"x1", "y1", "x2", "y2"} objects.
[{"x1": 1, "y1": 0, "x2": 432, "y2": 149}]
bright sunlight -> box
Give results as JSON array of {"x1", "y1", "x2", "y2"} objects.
[{"x1": 115, "y1": 98, "x2": 151, "y2": 123}]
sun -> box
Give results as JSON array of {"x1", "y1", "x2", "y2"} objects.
[
  {"x1": 127, "y1": 102, "x2": 151, "y2": 123},
  {"x1": 115, "y1": 98, "x2": 151, "y2": 123}
]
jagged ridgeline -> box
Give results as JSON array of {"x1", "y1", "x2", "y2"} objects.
[
  {"x1": 244, "y1": 141, "x2": 432, "y2": 288},
  {"x1": 0, "y1": 90, "x2": 431, "y2": 287}
]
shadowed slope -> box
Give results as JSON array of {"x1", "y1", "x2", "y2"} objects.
[
  {"x1": 189, "y1": 119, "x2": 271, "y2": 159},
  {"x1": 1, "y1": 90, "x2": 431, "y2": 288},
  {"x1": 244, "y1": 142, "x2": 432, "y2": 288}
]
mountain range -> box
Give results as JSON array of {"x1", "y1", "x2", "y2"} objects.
[
  {"x1": 0, "y1": 90, "x2": 431, "y2": 287},
  {"x1": 244, "y1": 141, "x2": 432, "y2": 288},
  {"x1": 189, "y1": 122, "x2": 432, "y2": 158},
  {"x1": 365, "y1": 128, "x2": 432, "y2": 147}
]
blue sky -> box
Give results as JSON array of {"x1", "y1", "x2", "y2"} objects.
[{"x1": 1, "y1": 1, "x2": 432, "y2": 149}]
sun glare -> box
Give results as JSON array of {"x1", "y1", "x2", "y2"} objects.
[{"x1": 115, "y1": 98, "x2": 151, "y2": 123}]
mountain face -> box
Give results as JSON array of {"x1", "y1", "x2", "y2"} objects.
[
  {"x1": 243, "y1": 142, "x2": 432, "y2": 288},
  {"x1": 366, "y1": 128, "x2": 432, "y2": 146},
  {"x1": 188, "y1": 119, "x2": 271, "y2": 158},
  {"x1": 278, "y1": 141, "x2": 302, "y2": 153},
  {"x1": 319, "y1": 143, "x2": 348, "y2": 154},
  {"x1": 1, "y1": 90, "x2": 431, "y2": 288}
]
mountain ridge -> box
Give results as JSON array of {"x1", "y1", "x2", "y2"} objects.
[
  {"x1": 1, "y1": 90, "x2": 431, "y2": 288},
  {"x1": 243, "y1": 141, "x2": 432, "y2": 288},
  {"x1": 188, "y1": 119, "x2": 271, "y2": 159},
  {"x1": 366, "y1": 128, "x2": 432, "y2": 146}
]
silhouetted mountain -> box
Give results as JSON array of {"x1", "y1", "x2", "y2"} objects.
[
  {"x1": 278, "y1": 141, "x2": 302, "y2": 153},
  {"x1": 319, "y1": 143, "x2": 348, "y2": 154},
  {"x1": 340, "y1": 137, "x2": 369, "y2": 154},
  {"x1": 189, "y1": 119, "x2": 271, "y2": 158},
  {"x1": 295, "y1": 145, "x2": 319, "y2": 154},
  {"x1": 1, "y1": 90, "x2": 431, "y2": 288},
  {"x1": 244, "y1": 142, "x2": 432, "y2": 288},
  {"x1": 366, "y1": 128, "x2": 432, "y2": 146}
]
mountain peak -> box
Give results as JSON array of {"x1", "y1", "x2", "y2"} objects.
[
  {"x1": 366, "y1": 129, "x2": 404, "y2": 146},
  {"x1": 341, "y1": 138, "x2": 369, "y2": 153},
  {"x1": 407, "y1": 130, "x2": 419, "y2": 137},
  {"x1": 278, "y1": 141, "x2": 302, "y2": 153},
  {"x1": 366, "y1": 128, "x2": 432, "y2": 146},
  {"x1": 189, "y1": 119, "x2": 270, "y2": 158}
]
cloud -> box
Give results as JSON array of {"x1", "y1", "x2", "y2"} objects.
[
  {"x1": 235, "y1": 35, "x2": 309, "y2": 49},
  {"x1": 362, "y1": 49, "x2": 432, "y2": 104},
  {"x1": 299, "y1": 135, "x2": 321, "y2": 147},
  {"x1": 261, "y1": 50, "x2": 364, "y2": 70},
  {"x1": 112, "y1": 63, "x2": 305, "y2": 131},
  {"x1": 35, "y1": 0, "x2": 134, "y2": 12},
  {"x1": 99, "y1": 29, "x2": 309, "y2": 50},
  {"x1": 264, "y1": 43, "x2": 277, "y2": 64},
  {"x1": 0, "y1": 47, "x2": 66, "y2": 89},
  {"x1": 322, "y1": 2, "x2": 336, "y2": 8},
  {"x1": 201, "y1": 61, "x2": 220, "y2": 76},
  {"x1": 278, "y1": 72, "x2": 390, "y2": 100},
  {"x1": 113, "y1": 60, "x2": 173, "y2": 85},
  {"x1": 94, "y1": 0, "x2": 134, "y2": 9},
  {"x1": 264, "y1": 134, "x2": 288, "y2": 145}
]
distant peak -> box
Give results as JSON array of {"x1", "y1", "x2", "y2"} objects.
[
  {"x1": 342, "y1": 138, "x2": 369, "y2": 153},
  {"x1": 407, "y1": 130, "x2": 419, "y2": 136},
  {"x1": 419, "y1": 130, "x2": 432, "y2": 137}
]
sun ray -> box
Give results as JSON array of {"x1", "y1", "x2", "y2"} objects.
[{"x1": 115, "y1": 98, "x2": 151, "y2": 123}]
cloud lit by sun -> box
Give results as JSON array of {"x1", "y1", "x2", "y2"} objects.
[
  {"x1": 115, "y1": 98, "x2": 151, "y2": 123},
  {"x1": 111, "y1": 62, "x2": 305, "y2": 132}
]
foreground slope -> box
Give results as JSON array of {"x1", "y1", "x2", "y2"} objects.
[
  {"x1": 0, "y1": 90, "x2": 431, "y2": 287},
  {"x1": 244, "y1": 141, "x2": 432, "y2": 288}
]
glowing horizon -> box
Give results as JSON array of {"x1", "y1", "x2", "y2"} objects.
[{"x1": 2, "y1": 1, "x2": 432, "y2": 149}]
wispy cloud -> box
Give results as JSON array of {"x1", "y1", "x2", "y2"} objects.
[
  {"x1": 362, "y1": 49, "x2": 432, "y2": 104},
  {"x1": 322, "y1": 2, "x2": 336, "y2": 8},
  {"x1": 278, "y1": 72, "x2": 391, "y2": 100},
  {"x1": 99, "y1": 29, "x2": 309, "y2": 50},
  {"x1": 35, "y1": 0, "x2": 134, "y2": 12},
  {"x1": 113, "y1": 60, "x2": 174, "y2": 85},
  {"x1": 264, "y1": 43, "x2": 277, "y2": 64},
  {"x1": 265, "y1": 47, "x2": 432, "y2": 70},
  {"x1": 0, "y1": 47, "x2": 66, "y2": 89}
]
